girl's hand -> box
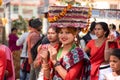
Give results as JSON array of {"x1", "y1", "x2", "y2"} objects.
[
  {"x1": 39, "y1": 45, "x2": 49, "y2": 63},
  {"x1": 48, "y1": 45, "x2": 57, "y2": 64},
  {"x1": 107, "y1": 34, "x2": 116, "y2": 42}
]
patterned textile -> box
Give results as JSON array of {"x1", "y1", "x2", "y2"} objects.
[
  {"x1": 13, "y1": 50, "x2": 21, "y2": 79},
  {"x1": 49, "y1": 6, "x2": 90, "y2": 28},
  {"x1": 52, "y1": 48, "x2": 90, "y2": 80}
]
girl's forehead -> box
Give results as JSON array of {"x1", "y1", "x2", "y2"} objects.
[
  {"x1": 60, "y1": 28, "x2": 68, "y2": 31},
  {"x1": 110, "y1": 55, "x2": 120, "y2": 60},
  {"x1": 96, "y1": 24, "x2": 102, "y2": 27}
]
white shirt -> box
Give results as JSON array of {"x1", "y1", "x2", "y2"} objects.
[
  {"x1": 104, "y1": 72, "x2": 120, "y2": 80},
  {"x1": 16, "y1": 32, "x2": 29, "y2": 58}
]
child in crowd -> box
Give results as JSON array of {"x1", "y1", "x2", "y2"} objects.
[{"x1": 104, "y1": 48, "x2": 120, "y2": 80}]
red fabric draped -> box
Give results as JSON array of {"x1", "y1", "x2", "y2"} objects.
[
  {"x1": 88, "y1": 40, "x2": 106, "y2": 80},
  {"x1": 116, "y1": 36, "x2": 120, "y2": 48}
]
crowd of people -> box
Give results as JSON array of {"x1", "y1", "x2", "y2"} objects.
[{"x1": 0, "y1": 18, "x2": 120, "y2": 80}]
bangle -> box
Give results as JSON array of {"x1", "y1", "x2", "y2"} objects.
[
  {"x1": 43, "y1": 67, "x2": 49, "y2": 71},
  {"x1": 54, "y1": 61, "x2": 60, "y2": 68},
  {"x1": 42, "y1": 63, "x2": 49, "y2": 68},
  {"x1": 42, "y1": 63, "x2": 49, "y2": 66}
]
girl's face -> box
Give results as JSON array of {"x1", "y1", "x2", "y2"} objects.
[
  {"x1": 47, "y1": 28, "x2": 58, "y2": 42},
  {"x1": 13, "y1": 30, "x2": 17, "y2": 34},
  {"x1": 94, "y1": 24, "x2": 105, "y2": 38},
  {"x1": 109, "y1": 55, "x2": 120, "y2": 71},
  {"x1": 58, "y1": 28, "x2": 75, "y2": 45}
]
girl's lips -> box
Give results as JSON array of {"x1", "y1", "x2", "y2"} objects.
[
  {"x1": 61, "y1": 38, "x2": 68, "y2": 42},
  {"x1": 95, "y1": 34, "x2": 99, "y2": 36}
]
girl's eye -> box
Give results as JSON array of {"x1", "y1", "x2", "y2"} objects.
[
  {"x1": 66, "y1": 32, "x2": 70, "y2": 34},
  {"x1": 109, "y1": 60, "x2": 118, "y2": 63},
  {"x1": 59, "y1": 32, "x2": 63, "y2": 34}
]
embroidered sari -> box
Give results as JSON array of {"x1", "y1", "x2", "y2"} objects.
[{"x1": 44, "y1": 47, "x2": 91, "y2": 80}]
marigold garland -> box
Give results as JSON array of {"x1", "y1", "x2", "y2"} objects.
[
  {"x1": 48, "y1": 4, "x2": 72, "y2": 22},
  {"x1": 81, "y1": 7, "x2": 92, "y2": 33}
]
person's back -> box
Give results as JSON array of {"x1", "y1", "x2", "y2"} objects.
[
  {"x1": 16, "y1": 32, "x2": 30, "y2": 80},
  {"x1": 27, "y1": 18, "x2": 42, "y2": 80}
]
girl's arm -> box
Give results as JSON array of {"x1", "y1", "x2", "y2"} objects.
[{"x1": 104, "y1": 35, "x2": 117, "y2": 61}]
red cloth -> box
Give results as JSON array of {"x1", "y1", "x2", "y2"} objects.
[
  {"x1": 116, "y1": 36, "x2": 120, "y2": 48},
  {"x1": 44, "y1": 61, "x2": 84, "y2": 80},
  {"x1": 87, "y1": 40, "x2": 106, "y2": 80},
  {"x1": 0, "y1": 46, "x2": 7, "y2": 80},
  {"x1": 6, "y1": 60, "x2": 13, "y2": 77},
  {"x1": 65, "y1": 61, "x2": 84, "y2": 80}
]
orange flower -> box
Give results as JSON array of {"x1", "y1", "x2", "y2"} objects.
[{"x1": 48, "y1": 4, "x2": 72, "y2": 22}]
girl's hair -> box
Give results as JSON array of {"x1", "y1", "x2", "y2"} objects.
[
  {"x1": 11, "y1": 27, "x2": 17, "y2": 32},
  {"x1": 28, "y1": 19, "x2": 33, "y2": 27},
  {"x1": 57, "y1": 26, "x2": 77, "y2": 35},
  {"x1": 48, "y1": 26, "x2": 59, "y2": 33},
  {"x1": 90, "y1": 21, "x2": 96, "y2": 32},
  {"x1": 95, "y1": 22, "x2": 110, "y2": 37},
  {"x1": 110, "y1": 48, "x2": 120, "y2": 59}
]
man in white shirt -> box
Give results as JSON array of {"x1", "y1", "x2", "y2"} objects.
[{"x1": 16, "y1": 19, "x2": 33, "y2": 80}]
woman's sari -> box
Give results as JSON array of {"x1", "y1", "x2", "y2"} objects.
[
  {"x1": 45, "y1": 47, "x2": 91, "y2": 80},
  {"x1": 89, "y1": 40, "x2": 106, "y2": 80}
]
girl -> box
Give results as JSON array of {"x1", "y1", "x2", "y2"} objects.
[
  {"x1": 34, "y1": 26, "x2": 59, "y2": 80},
  {"x1": 105, "y1": 48, "x2": 120, "y2": 80},
  {"x1": 40, "y1": 26, "x2": 90, "y2": 80},
  {"x1": 84, "y1": 22, "x2": 112, "y2": 80}
]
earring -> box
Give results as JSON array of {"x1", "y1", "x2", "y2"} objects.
[{"x1": 74, "y1": 37, "x2": 77, "y2": 42}]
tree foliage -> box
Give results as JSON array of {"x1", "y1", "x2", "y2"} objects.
[{"x1": 12, "y1": 15, "x2": 28, "y2": 35}]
